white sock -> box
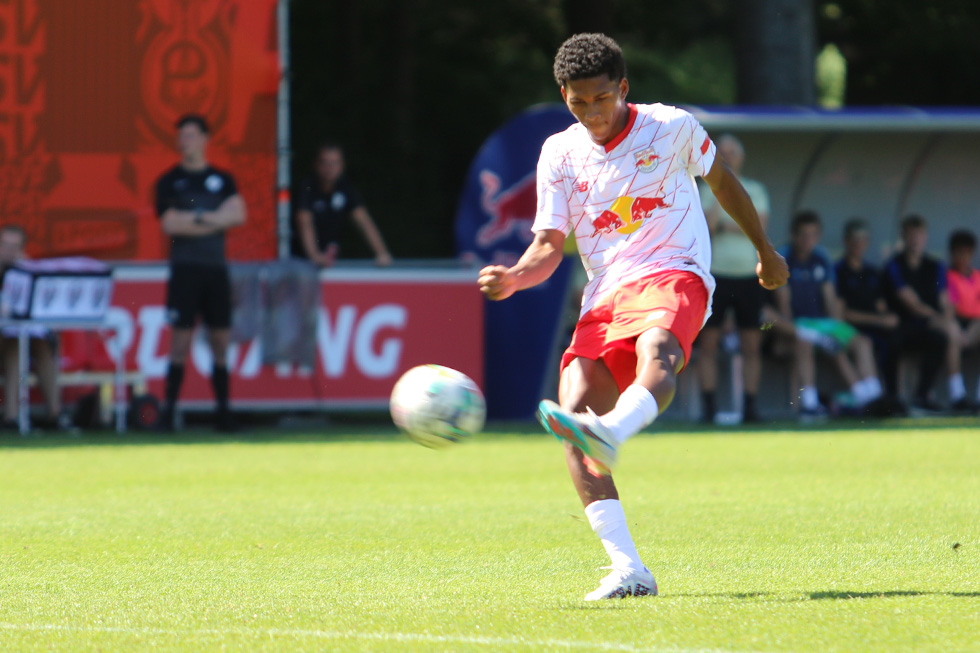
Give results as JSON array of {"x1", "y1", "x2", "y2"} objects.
[
  {"x1": 598, "y1": 384, "x2": 659, "y2": 445},
  {"x1": 850, "y1": 382, "x2": 867, "y2": 406},
  {"x1": 800, "y1": 386, "x2": 819, "y2": 410},
  {"x1": 584, "y1": 499, "x2": 645, "y2": 572},
  {"x1": 852, "y1": 377, "x2": 882, "y2": 406},
  {"x1": 864, "y1": 376, "x2": 883, "y2": 400},
  {"x1": 949, "y1": 374, "x2": 967, "y2": 402}
]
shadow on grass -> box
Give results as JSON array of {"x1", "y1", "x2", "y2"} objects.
[
  {"x1": 808, "y1": 590, "x2": 980, "y2": 600},
  {"x1": 651, "y1": 415, "x2": 980, "y2": 436},
  {"x1": 662, "y1": 589, "x2": 980, "y2": 602}
]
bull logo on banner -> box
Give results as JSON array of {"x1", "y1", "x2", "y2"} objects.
[{"x1": 454, "y1": 104, "x2": 577, "y2": 419}]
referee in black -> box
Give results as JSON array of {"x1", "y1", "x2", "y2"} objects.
[{"x1": 155, "y1": 114, "x2": 246, "y2": 432}]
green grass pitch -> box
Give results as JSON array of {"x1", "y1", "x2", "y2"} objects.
[{"x1": 1, "y1": 420, "x2": 978, "y2": 652}]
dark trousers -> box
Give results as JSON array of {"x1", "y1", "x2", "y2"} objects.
[{"x1": 860, "y1": 321, "x2": 946, "y2": 399}]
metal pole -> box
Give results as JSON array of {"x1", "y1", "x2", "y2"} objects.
[
  {"x1": 276, "y1": 0, "x2": 293, "y2": 260},
  {"x1": 17, "y1": 327, "x2": 29, "y2": 435}
]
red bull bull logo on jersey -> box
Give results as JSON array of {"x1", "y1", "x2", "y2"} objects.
[
  {"x1": 590, "y1": 195, "x2": 671, "y2": 237},
  {"x1": 633, "y1": 147, "x2": 660, "y2": 173},
  {"x1": 476, "y1": 170, "x2": 537, "y2": 247}
]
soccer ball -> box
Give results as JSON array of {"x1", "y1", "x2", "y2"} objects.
[{"x1": 389, "y1": 364, "x2": 486, "y2": 448}]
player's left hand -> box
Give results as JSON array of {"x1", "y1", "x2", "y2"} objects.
[{"x1": 756, "y1": 249, "x2": 789, "y2": 290}]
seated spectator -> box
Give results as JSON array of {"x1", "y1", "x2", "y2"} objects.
[
  {"x1": 292, "y1": 141, "x2": 393, "y2": 268},
  {"x1": 882, "y1": 215, "x2": 975, "y2": 413},
  {"x1": 769, "y1": 211, "x2": 882, "y2": 420},
  {"x1": 946, "y1": 229, "x2": 980, "y2": 405},
  {"x1": 0, "y1": 225, "x2": 65, "y2": 430},
  {"x1": 834, "y1": 218, "x2": 906, "y2": 412}
]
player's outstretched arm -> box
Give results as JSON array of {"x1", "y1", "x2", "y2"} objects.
[
  {"x1": 478, "y1": 229, "x2": 565, "y2": 301},
  {"x1": 702, "y1": 158, "x2": 788, "y2": 290}
]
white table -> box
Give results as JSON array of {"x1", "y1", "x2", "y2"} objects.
[{"x1": 1, "y1": 319, "x2": 127, "y2": 436}]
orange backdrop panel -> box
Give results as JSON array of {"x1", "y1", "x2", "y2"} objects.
[{"x1": 0, "y1": 0, "x2": 279, "y2": 261}]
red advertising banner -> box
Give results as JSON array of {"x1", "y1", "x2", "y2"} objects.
[
  {"x1": 70, "y1": 267, "x2": 484, "y2": 410},
  {"x1": 0, "y1": 0, "x2": 279, "y2": 261}
]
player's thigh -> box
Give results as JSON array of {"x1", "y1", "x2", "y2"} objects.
[
  {"x1": 636, "y1": 327, "x2": 684, "y2": 373},
  {"x1": 559, "y1": 357, "x2": 620, "y2": 415},
  {"x1": 200, "y1": 266, "x2": 232, "y2": 331}
]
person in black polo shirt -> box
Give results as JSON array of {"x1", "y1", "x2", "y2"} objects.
[
  {"x1": 155, "y1": 114, "x2": 246, "y2": 431},
  {"x1": 882, "y1": 214, "x2": 973, "y2": 413},
  {"x1": 834, "y1": 218, "x2": 906, "y2": 412},
  {"x1": 292, "y1": 142, "x2": 392, "y2": 267}
]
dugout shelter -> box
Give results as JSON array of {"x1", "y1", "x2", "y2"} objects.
[{"x1": 673, "y1": 106, "x2": 980, "y2": 420}]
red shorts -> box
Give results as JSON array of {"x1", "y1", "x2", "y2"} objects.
[{"x1": 560, "y1": 270, "x2": 709, "y2": 393}]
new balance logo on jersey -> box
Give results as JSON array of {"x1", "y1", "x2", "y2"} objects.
[{"x1": 574, "y1": 180, "x2": 589, "y2": 193}]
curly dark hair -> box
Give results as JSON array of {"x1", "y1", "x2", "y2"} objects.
[{"x1": 553, "y1": 33, "x2": 626, "y2": 88}]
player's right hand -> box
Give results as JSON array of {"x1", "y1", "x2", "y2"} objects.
[
  {"x1": 478, "y1": 265, "x2": 516, "y2": 301},
  {"x1": 756, "y1": 249, "x2": 789, "y2": 290}
]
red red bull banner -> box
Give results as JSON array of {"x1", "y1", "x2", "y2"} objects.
[
  {"x1": 60, "y1": 266, "x2": 483, "y2": 410},
  {"x1": 0, "y1": 0, "x2": 279, "y2": 261},
  {"x1": 454, "y1": 104, "x2": 576, "y2": 419}
]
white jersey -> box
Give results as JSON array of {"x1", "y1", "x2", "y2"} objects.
[{"x1": 532, "y1": 103, "x2": 717, "y2": 316}]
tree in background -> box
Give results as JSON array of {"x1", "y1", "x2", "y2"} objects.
[
  {"x1": 735, "y1": 0, "x2": 816, "y2": 104},
  {"x1": 289, "y1": 0, "x2": 980, "y2": 259}
]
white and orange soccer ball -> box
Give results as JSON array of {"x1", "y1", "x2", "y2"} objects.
[{"x1": 389, "y1": 364, "x2": 486, "y2": 448}]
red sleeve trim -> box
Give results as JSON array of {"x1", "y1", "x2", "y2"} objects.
[{"x1": 700, "y1": 136, "x2": 711, "y2": 155}]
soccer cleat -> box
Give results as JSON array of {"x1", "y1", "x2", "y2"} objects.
[
  {"x1": 536, "y1": 400, "x2": 618, "y2": 475},
  {"x1": 585, "y1": 566, "x2": 658, "y2": 601}
]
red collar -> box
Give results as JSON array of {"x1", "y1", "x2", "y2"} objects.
[{"x1": 603, "y1": 103, "x2": 638, "y2": 153}]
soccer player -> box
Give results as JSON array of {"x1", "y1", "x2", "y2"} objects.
[
  {"x1": 478, "y1": 34, "x2": 788, "y2": 600},
  {"x1": 881, "y1": 215, "x2": 966, "y2": 413},
  {"x1": 835, "y1": 218, "x2": 906, "y2": 413},
  {"x1": 155, "y1": 114, "x2": 246, "y2": 432},
  {"x1": 945, "y1": 229, "x2": 980, "y2": 410},
  {"x1": 771, "y1": 211, "x2": 883, "y2": 419}
]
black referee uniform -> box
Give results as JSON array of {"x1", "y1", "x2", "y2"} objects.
[
  {"x1": 155, "y1": 164, "x2": 239, "y2": 429},
  {"x1": 156, "y1": 165, "x2": 238, "y2": 327}
]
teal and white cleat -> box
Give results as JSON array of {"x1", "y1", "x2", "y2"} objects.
[
  {"x1": 585, "y1": 566, "x2": 658, "y2": 601},
  {"x1": 536, "y1": 399, "x2": 618, "y2": 475}
]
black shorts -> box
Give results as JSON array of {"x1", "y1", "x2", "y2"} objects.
[
  {"x1": 705, "y1": 275, "x2": 766, "y2": 329},
  {"x1": 166, "y1": 264, "x2": 232, "y2": 329}
]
